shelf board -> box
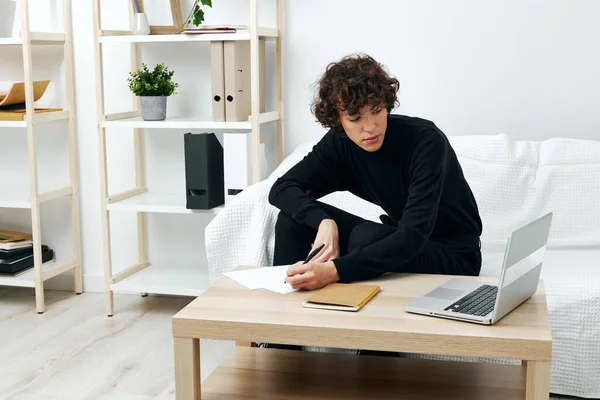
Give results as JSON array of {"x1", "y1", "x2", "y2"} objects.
[
  {"x1": 102, "y1": 116, "x2": 251, "y2": 130},
  {"x1": 100, "y1": 31, "x2": 250, "y2": 43},
  {"x1": 111, "y1": 263, "x2": 211, "y2": 296},
  {"x1": 0, "y1": 111, "x2": 69, "y2": 127},
  {"x1": 0, "y1": 120, "x2": 27, "y2": 128},
  {"x1": 0, "y1": 37, "x2": 22, "y2": 46},
  {"x1": 0, "y1": 259, "x2": 63, "y2": 288},
  {"x1": 99, "y1": 28, "x2": 278, "y2": 44},
  {"x1": 106, "y1": 192, "x2": 224, "y2": 214},
  {"x1": 0, "y1": 191, "x2": 31, "y2": 209},
  {"x1": 0, "y1": 32, "x2": 66, "y2": 46}
]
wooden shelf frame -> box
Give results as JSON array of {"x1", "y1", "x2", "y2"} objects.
[
  {"x1": 92, "y1": 0, "x2": 284, "y2": 316},
  {"x1": 0, "y1": 32, "x2": 66, "y2": 46},
  {"x1": 0, "y1": 0, "x2": 83, "y2": 313}
]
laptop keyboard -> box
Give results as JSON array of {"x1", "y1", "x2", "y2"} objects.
[{"x1": 444, "y1": 284, "x2": 498, "y2": 317}]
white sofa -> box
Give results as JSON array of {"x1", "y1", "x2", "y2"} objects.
[{"x1": 205, "y1": 134, "x2": 600, "y2": 398}]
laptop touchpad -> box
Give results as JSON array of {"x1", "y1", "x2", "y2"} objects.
[{"x1": 426, "y1": 287, "x2": 463, "y2": 300}]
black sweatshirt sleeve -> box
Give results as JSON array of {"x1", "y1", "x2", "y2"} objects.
[
  {"x1": 333, "y1": 132, "x2": 448, "y2": 282},
  {"x1": 268, "y1": 133, "x2": 350, "y2": 230}
]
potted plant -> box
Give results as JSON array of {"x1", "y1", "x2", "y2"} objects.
[{"x1": 127, "y1": 63, "x2": 178, "y2": 121}]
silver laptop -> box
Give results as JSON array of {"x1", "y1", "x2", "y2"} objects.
[{"x1": 405, "y1": 212, "x2": 553, "y2": 325}]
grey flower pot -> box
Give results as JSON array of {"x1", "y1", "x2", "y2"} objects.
[{"x1": 140, "y1": 96, "x2": 167, "y2": 121}]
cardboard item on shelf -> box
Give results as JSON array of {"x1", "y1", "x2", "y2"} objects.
[
  {"x1": 0, "y1": 229, "x2": 33, "y2": 243},
  {"x1": 210, "y1": 41, "x2": 225, "y2": 121},
  {"x1": 0, "y1": 80, "x2": 50, "y2": 107},
  {"x1": 0, "y1": 108, "x2": 63, "y2": 121},
  {"x1": 223, "y1": 40, "x2": 265, "y2": 122},
  {"x1": 0, "y1": 80, "x2": 62, "y2": 121}
]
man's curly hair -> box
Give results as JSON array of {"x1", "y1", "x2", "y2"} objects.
[{"x1": 311, "y1": 53, "x2": 400, "y2": 132}]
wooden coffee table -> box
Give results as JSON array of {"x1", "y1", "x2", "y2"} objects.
[{"x1": 172, "y1": 271, "x2": 552, "y2": 399}]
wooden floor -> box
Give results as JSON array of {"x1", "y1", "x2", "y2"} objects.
[
  {"x1": 0, "y1": 286, "x2": 234, "y2": 400},
  {"x1": 0, "y1": 287, "x2": 578, "y2": 400}
]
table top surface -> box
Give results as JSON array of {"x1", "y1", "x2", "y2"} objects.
[{"x1": 173, "y1": 269, "x2": 552, "y2": 360}]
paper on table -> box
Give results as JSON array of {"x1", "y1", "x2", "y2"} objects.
[{"x1": 224, "y1": 265, "x2": 297, "y2": 294}]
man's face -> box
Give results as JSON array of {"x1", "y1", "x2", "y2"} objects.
[{"x1": 339, "y1": 104, "x2": 387, "y2": 152}]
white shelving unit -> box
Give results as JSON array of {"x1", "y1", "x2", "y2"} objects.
[
  {"x1": 0, "y1": 0, "x2": 83, "y2": 313},
  {"x1": 102, "y1": 116, "x2": 252, "y2": 130},
  {"x1": 92, "y1": 0, "x2": 284, "y2": 316},
  {"x1": 106, "y1": 192, "x2": 224, "y2": 215},
  {"x1": 111, "y1": 264, "x2": 211, "y2": 297}
]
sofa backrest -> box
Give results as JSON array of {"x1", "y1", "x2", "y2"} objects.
[
  {"x1": 449, "y1": 134, "x2": 600, "y2": 248},
  {"x1": 272, "y1": 134, "x2": 600, "y2": 248}
]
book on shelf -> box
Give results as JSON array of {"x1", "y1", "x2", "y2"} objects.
[
  {"x1": 0, "y1": 240, "x2": 33, "y2": 250},
  {"x1": 0, "y1": 246, "x2": 54, "y2": 276},
  {"x1": 0, "y1": 108, "x2": 63, "y2": 121},
  {"x1": 0, "y1": 229, "x2": 33, "y2": 250},
  {"x1": 0, "y1": 229, "x2": 32, "y2": 243},
  {"x1": 182, "y1": 25, "x2": 246, "y2": 34},
  {"x1": 0, "y1": 244, "x2": 46, "y2": 259}
]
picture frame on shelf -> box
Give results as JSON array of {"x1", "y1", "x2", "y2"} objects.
[{"x1": 138, "y1": 0, "x2": 183, "y2": 34}]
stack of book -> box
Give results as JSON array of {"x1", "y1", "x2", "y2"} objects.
[{"x1": 0, "y1": 230, "x2": 54, "y2": 276}]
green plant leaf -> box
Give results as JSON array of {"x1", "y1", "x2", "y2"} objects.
[
  {"x1": 200, "y1": 0, "x2": 212, "y2": 7},
  {"x1": 193, "y1": 9, "x2": 205, "y2": 26}
]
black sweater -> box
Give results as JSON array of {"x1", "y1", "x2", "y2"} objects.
[{"x1": 269, "y1": 114, "x2": 483, "y2": 282}]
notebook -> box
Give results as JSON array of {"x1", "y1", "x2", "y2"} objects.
[{"x1": 302, "y1": 283, "x2": 381, "y2": 312}]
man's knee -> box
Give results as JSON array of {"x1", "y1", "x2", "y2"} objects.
[{"x1": 347, "y1": 221, "x2": 395, "y2": 253}]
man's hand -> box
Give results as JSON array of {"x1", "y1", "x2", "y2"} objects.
[
  {"x1": 285, "y1": 260, "x2": 340, "y2": 291},
  {"x1": 311, "y1": 219, "x2": 340, "y2": 262}
]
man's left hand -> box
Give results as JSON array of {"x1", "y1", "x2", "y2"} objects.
[{"x1": 285, "y1": 260, "x2": 340, "y2": 291}]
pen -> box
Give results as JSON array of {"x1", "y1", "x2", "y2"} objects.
[
  {"x1": 285, "y1": 244, "x2": 325, "y2": 283},
  {"x1": 303, "y1": 243, "x2": 325, "y2": 264}
]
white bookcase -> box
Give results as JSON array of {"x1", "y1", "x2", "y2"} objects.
[
  {"x1": 0, "y1": 0, "x2": 83, "y2": 313},
  {"x1": 92, "y1": 0, "x2": 284, "y2": 316}
]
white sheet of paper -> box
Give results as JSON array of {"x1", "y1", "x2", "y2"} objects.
[{"x1": 224, "y1": 266, "x2": 296, "y2": 294}]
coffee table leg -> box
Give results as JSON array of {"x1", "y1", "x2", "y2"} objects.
[
  {"x1": 174, "y1": 337, "x2": 201, "y2": 400},
  {"x1": 524, "y1": 360, "x2": 550, "y2": 400}
]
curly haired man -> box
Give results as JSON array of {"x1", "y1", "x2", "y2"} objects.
[{"x1": 269, "y1": 53, "x2": 483, "y2": 292}]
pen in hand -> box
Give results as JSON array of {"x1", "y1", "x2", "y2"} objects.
[{"x1": 285, "y1": 244, "x2": 325, "y2": 284}]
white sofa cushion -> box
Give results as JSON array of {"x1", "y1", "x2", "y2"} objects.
[{"x1": 448, "y1": 134, "x2": 600, "y2": 247}]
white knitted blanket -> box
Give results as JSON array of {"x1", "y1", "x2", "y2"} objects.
[{"x1": 205, "y1": 134, "x2": 600, "y2": 398}]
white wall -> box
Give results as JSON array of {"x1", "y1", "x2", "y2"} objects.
[
  {"x1": 1, "y1": 0, "x2": 599, "y2": 292},
  {"x1": 283, "y1": 0, "x2": 600, "y2": 154}
]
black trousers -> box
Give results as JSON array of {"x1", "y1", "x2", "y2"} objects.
[
  {"x1": 274, "y1": 202, "x2": 481, "y2": 277},
  {"x1": 268, "y1": 202, "x2": 481, "y2": 356}
]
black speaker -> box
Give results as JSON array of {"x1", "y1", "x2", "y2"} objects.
[{"x1": 184, "y1": 132, "x2": 224, "y2": 210}]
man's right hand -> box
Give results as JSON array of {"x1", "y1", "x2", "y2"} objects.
[{"x1": 310, "y1": 219, "x2": 340, "y2": 262}]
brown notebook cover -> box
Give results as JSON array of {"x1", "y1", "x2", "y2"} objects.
[{"x1": 303, "y1": 283, "x2": 381, "y2": 312}]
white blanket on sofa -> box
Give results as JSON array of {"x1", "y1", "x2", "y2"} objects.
[{"x1": 205, "y1": 133, "x2": 600, "y2": 398}]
